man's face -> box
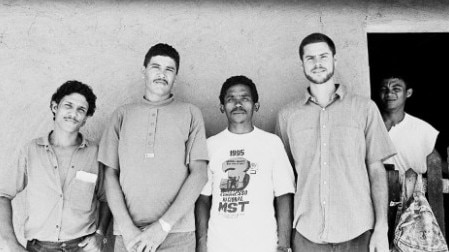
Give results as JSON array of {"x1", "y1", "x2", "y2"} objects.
[
  {"x1": 379, "y1": 78, "x2": 412, "y2": 111},
  {"x1": 222, "y1": 84, "x2": 259, "y2": 126},
  {"x1": 143, "y1": 55, "x2": 177, "y2": 100},
  {"x1": 301, "y1": 42, "x2": 336, "y2": 85},
  {"x1": 52, "y1": 93, "x2": 89, "y2": 133}
]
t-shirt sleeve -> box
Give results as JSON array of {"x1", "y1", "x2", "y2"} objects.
[
  {"x1": 423, "y1": 123, "x2": 439, "y2": 156},
  {"x1": 185, "y1": 105, "x2": 209, "y2": 164},
  {"x1": 272, "y1": 137, "x2": 296, "y2": 197},
  {"x1": 0, "y1": 145, "x2": 27, "y2": 199},
  {"x1": 200, "y1": 164, "x2": 213, "y2": 196},
  {"x1": 98, "y1": 108, "x2": 123, "y2": 170},
  {"x1": 364, "y1": 100, "x2": 397, "y2": 164}
]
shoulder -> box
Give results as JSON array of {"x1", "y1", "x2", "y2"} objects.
[
  {"x1": 207, "y1": 129, "x2": 227, "y2": 144},
  {"x1": 278, "y1": 99, "x2": 304, "y2": 120},
  {"x1": 404, "y1": 113, "x2": 438, "y2": 133}
]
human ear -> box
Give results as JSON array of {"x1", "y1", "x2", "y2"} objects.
[
  {"x1": 219, "y1": 105, "x2": 224, "y2": 113},
  {"x1": 51, "y1": 101, "x2": 58, "y2": 113},
  {"x1": 406, "y1": 88, "x2": 413, "y2": 98},
  {"x1": 254, "y1": 103, "x2": 260, "y2": 112}
]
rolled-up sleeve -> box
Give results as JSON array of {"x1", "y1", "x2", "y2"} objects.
[{"x1": 0, "y1": 145, "x2": 27, "y2": 199}]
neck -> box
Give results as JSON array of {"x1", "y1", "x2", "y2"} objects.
[
  {"x1": 309, "y1": 80, "x2": 336, "y2": 106},
  {"x1": 228, "y1": 122, "x2": 254, "y2": 134},
  {"x1": 144, "y1": 92, "x2": 171, "y2": 102},
  {"x1": 50, "y1": 129, "x2": 80, "y2": 147},
  {"x1": 381, "y1": 108, "x2": 405, "y2": 131}
]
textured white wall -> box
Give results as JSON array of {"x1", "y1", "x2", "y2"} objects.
[{"x1": 1, "y1": 0, "x2": 449, "y2": 248}]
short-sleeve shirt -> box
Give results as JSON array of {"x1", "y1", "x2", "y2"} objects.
[
  {"x1": 276, "y1": 85, "x2": 396, "y2": 244},
  {"x1": 98, "y1": 96, "x2": 208, "y2": 234},
  {"x1": 201, "y1": 127, "x2": 295, "y2": 252},
  {"x1": 0, "y1": 132, "x2": 105, "y2": 242}
]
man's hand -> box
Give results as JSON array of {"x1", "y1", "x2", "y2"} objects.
[
  {"x1": 127, "y1": 222, "x2": 169, "y2": 252},
  {"x1": 369, "y1": 228, "x2": 389, "y2": 252},
  {"x1": 78, "y1": 232, "x2": 106, "y2": 252},
  {"x1": 121, "y1": 224, "x2": 142, "y2": 252}
]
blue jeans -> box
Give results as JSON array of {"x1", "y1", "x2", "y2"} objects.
[
  {"x1": 114, "y1": 231, "x2": 195, "y2": 252},
  {"x1": 292, "y1": 230, "x2": 372, "y2": 252},
  {"x1": 26, "y1": 237, "x2": 85, "y2": 252}
]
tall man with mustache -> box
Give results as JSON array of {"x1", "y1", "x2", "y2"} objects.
[
  {"x1": 276, "y1": 33, "x2": 396, "y2": 252},
  {"x1": 99, "y1": 43, "x2": 208, "y2": 252},
  {"x1": 195, "y1": 75, "x2": 295, "y2": 252},
  {"x1": 0, "y1": 80, "x2": 111, "y2": 252}
]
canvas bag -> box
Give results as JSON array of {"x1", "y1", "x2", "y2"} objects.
[{"x1": 392, "y1": 170, "x2": 448, "y2": 252}]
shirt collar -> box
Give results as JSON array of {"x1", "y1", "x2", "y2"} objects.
[
  {"x1": 303, "y1": 84, "x2": 346, "y2": 105},
  {"x1": 36, "y1": 131, "x2": 89, "y2": 148},
  {"x1": 141, "y1": 94, "x2": 175, "y2": 108}
]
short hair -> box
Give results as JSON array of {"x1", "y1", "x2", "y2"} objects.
[
  {"x1": 143, "y1": 43, "x2": 180, "y2": 73},
  {"x1": 219, "y1": 75, "x2": 259, "y2": 105},
  {"x1": 299, "y1": 33, "x2": 336, "y2": 60},
  {"x1": 50, "y1": 80, "x2": 97, "y2": 117}
]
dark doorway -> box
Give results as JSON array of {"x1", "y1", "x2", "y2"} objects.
[{"x1": 367, "y1": 32, "x2": 449, "y2": 237}]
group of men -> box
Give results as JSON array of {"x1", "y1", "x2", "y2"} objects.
[{"x1": 0, "y1": 32, "x2": 445, "y2": 252}]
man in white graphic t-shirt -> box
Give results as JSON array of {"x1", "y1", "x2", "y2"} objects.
[{"x1": 195, "y1": 75, "x2": 295, "y2": 252}]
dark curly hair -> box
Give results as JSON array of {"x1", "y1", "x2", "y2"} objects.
[
  {"x1": 219, "y1": 75, "x2": 259, "y2": 105},
  {"x1": 143, "y1": 43, "x2": 180, "y2": 73},
  {"x1": 50, "y1": 80, "x2": 97, "y2": 118}
]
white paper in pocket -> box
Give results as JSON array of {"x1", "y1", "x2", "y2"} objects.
[{"x1": 75, "y1": 171, "x2": 97, "y2": 183}]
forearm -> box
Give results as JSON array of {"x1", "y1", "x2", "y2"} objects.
[
  {"x1": 275, "y1": 193, "x2": 293, "y2": 248},
  {"x1": 0, "y1": 197, "x2": 24, "y2": 249},
  {"x1": 96, "y1": 201, "x2": 112, "y2": 235},
  {"x1": 161, "y1": 160, "x2": 208, "y2": 226},
  {"x1": 103, "y1": 167, "x2": 135, "y2": 231},
  {"x1": 195, "y1": 195, "x2": 211, "y2": 251},
  {"x1": 368, "y1": 161, "x2": 388, "y2": 231},
  {"x1": 426, "y1": 149, "x2": 445, "y2": 235}
]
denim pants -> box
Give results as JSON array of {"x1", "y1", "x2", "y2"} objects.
[
  {"x1": 26, "y1": 237, "x2": 85, "y2": 252},
  {"x1": 114, "y1": 231, "x2": 195, "y2": 252},
  {"x1": 292, "y1": 230, "x2": 372, "y2": 252}
]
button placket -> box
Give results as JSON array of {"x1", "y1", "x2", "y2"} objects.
[{"x1": 145, "y1": 109, "x2": 158, "y2": 159}]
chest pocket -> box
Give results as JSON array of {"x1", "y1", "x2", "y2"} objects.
[{"x1": 69, "y1": 173, "x2": 97, "y2": 212}]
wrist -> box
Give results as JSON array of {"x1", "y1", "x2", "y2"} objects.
[
  {"x1": 158, "y1": 218, "x2": 172, "y2": 233},
  {"x1": 277, "y1": 245, "x2": 292, "y2": 252},
  {"x1": 95, "y1": 229, "x2": 105, "y2": 236}
]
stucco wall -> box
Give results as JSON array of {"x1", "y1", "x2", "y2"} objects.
[{"x1": 1, "y1": 0, "x2": 449, "y2": 247}]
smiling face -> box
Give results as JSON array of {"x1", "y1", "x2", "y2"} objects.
[
  {"x1": 379, "y1": 77, "x2": 412, "y2": 112},
  {"x1": 52, "y1": 93, "x2": 89, "y2": 133},
  {"x1": 143, "y1": 55, "x2": 177, "y2": 101},
  {"x1": 301, "y1": 42, "x2": 336, "y2": 85},
  {"x1": 221, "y1": 84, "x2": 259, "y2": 127}
]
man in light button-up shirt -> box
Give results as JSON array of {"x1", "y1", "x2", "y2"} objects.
[
  {"x1": 0, "y1": 81, "x2": 111, "y2": 252},
  {"x1": 276, "y1": 33, "x2": 396, "y2": 252}
]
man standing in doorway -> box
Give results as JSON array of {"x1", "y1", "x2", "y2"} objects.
[
  {"x1": 196, "y1": 75, "x2": 295, "y2": 252},
  {"x1": 99, "y1": 43, "x2": 208, "y2": 252},
  {"x1": 276, "y1": 33, "x2": 396, "y2": 252},
  {"x1": 0, "y1": 80, "x2": 111, "y2": 252},
  {"x1": 378, "y1": 76, "x2": 445, "y2": 232}
]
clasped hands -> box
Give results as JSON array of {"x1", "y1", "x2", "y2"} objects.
[{"x1": 123, "y1": 222, "x2": 169, "y2": 252}]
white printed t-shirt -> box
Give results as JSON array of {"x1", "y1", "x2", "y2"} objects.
[{"x1": 201, "y1": 127, "x2": 295, "y2": 252}]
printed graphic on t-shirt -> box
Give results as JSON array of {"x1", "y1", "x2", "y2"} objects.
[{"x1": 218, "y1": 150, "x2": 258, "y2": 218}]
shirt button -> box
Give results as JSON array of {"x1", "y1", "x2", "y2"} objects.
[
  {"x1": 322, "y1": 108, "x2": 325, "y2": 111},
  {"x1": 60, "y1": 194, "x2": 63, "y2": 198},
  {"x1": 54, "y1": 166, "x2": 57, "y2": 169},
  {"x1": 56, "y1": 225, "x2": 59, "y2": 229},
  {"x1": 324, "y1": 181, "x2": 327, "y2": 185},
  {"x1": 323, "y1": 125, "x2": 326, "y2": 129},
  {"x1": 324, "y1": 162, "x2": 327, "y2": 165},
  {"x1": 323, "y1": 143, "x2": 327, "y2": 146},
  {"x1": 323, "y1": 201, "x2": 326, "y2": 205}
]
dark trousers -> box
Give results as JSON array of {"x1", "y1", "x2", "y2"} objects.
[
  {"x1": 26, "y1": 237, "x2": 85, "y2": 252},
  {"x1": 292, "y1": 230, "x2": 372, "y2": 252}
]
